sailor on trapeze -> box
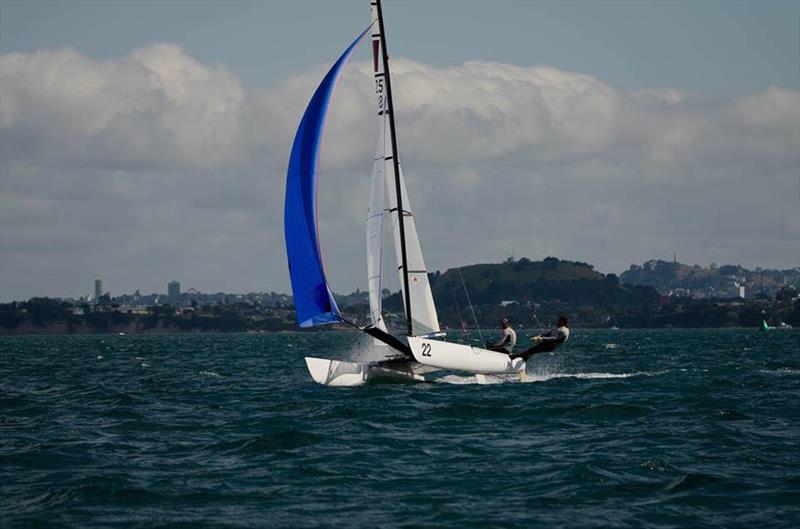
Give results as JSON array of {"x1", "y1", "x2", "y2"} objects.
[{"x1": 510, "y1": 315, "x2": 570, "y2": 362}]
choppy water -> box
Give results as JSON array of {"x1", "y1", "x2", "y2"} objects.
[{"x1": 1, "y1": 329, "x2": 799, "y2": 528}]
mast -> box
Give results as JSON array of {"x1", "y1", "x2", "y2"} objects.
[{"x1": 374, "y1": 0, "x2": 413, "y2": 336}]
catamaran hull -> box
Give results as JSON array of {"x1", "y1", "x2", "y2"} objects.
[
  {"x1": 305, "y1": 339, "x2": 525, "y2": 385},
  {"x1": 305, "y1": 357, "x2": 437, "y2": 386},
  {"x1": 407, "y1": 337, "x2": 525, "y2": 374}
]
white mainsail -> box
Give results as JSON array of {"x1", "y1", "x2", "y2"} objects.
[
  {"x1": 386, "y1": 164, "x2": 440, "y2": 336},
  {"x1": 368, "y1": 1, "x2": 440, "y2": 337},
  {"x1": 366, "y1": 107, "x2": 388, "y2": 332}
]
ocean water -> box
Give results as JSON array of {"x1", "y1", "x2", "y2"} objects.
[{"x1": 1, "y1": 329, "x2": 798, "y2": 528}]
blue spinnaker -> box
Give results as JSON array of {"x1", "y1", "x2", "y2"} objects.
[{"x1": 284, "y1": 26, "x2": 371, "y2": 328}]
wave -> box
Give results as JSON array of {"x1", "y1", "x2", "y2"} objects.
[
  {"x1": 435, "y1": 374, "x2": 505, "y2": 385},
  {"x1": 435, "y1": 371, "x2": 664, "y2": 385},
  {"x1": 759, "y1": 368, "x2": 800, "y2": 376},
  {"x1": 529, "y1": 371, "x2": 663, "y2": 381}
]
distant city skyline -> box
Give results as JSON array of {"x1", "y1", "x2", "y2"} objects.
[
  {"x1": 1, "y1": 0, "x2": 798, "y2": 301},
  {"x1": 10, "y1": 257, "x2": 796, "y2": 305}
]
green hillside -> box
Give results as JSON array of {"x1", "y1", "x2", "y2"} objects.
[{"x1": 384, "y1": 257, "x2": 661, "y2": 329}]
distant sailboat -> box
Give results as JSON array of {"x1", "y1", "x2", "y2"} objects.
[
  {"x1": 760, "y1": 310, "x2": 770, "y2": 332},
  {"x1": 283, "y1": 0, "x2": 525, "y2": 385}
]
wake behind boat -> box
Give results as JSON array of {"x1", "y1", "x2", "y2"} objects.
[{"x1": 284, "y1": 0, "x2": 526, "y2": 386}]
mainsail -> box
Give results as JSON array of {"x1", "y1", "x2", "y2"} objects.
[
  {"x1": 368, "y1": 0, "x2": 441, "y2": 336},
  {"x1": 388, "y1": 165, "x2": 440, "y2": 336},
  {"x1": 284, "y1": 26, "x2": 371, "y2": 328},
  {"x1": 366, "y1": 97, "x2": 388, "y2": 333}
]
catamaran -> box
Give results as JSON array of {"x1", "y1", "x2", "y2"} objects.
[{"x1": 284, "y1": 0, "x2": 526, "y2": 385}]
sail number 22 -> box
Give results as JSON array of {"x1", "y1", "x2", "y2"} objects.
[{"x1": 420, "y1": 342, "x2": 432, "y2": 357}]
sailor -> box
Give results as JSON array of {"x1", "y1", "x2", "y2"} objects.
[
  {"x1": 511, "y1": 315, "x2": 570, "y2": 362},
  {"x1": 486, "y1": 318, "x2": 517, "y2": 354}
]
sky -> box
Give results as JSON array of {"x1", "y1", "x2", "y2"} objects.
[{"x1": 1, "y1": 0, "x2": 799, "y2": 301}]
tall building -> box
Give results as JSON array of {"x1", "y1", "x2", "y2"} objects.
[
  {"x1": 168, "y1": 280, "x2": 181, "y2": 300},
  {"x1": 94, "y1": 279, "x2": 103, "y2": 301}
]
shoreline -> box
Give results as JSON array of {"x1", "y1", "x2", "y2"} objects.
[{"x1": 2, "y1": 326, "x2": 793, "y2": 337}]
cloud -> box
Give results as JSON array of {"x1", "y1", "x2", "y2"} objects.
[
  {"x1": 1, "y1": 44, "x2": 798, "y2": 300},
  {"x1": 0, "y1": 44, "x2": 244, "y2": 170}
]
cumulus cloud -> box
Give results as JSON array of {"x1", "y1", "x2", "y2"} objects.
[
  {"x1": 0, "y1": 44, "x2": 243, "y2": 169},
  {"x1": 1, "y1": 44, "x2": 798, "y2": 300}
]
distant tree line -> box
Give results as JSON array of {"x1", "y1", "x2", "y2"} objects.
[
  {"x1": 1, "y1": 257, "x2": 798, "y2": 334},
  {"x1": 0, "y1": 298, "x2": 297, "y2": 334}
]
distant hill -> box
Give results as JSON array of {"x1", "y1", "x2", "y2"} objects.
[
  {"x1": 383, "y1": 257, "x2": 661, "y2": 329},
  {"x1": 620, "y1": 260, "x2": 799, "y2": 298},
  {"x1": 430, "y1": 257, "x2": 639, "y2": 304},
  {"x1": 620, "y1": 260, "x2": 718, "y2": 292}
]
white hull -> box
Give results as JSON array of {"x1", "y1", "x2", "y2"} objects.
[
  {"x1": 407, "y1": 336, "x2": 525, "y2": 374},
  {"x1": 305, "y1": 356, "x2": 437, "y2": 386},
  {"x1": 306, "y1": 337, "x2": 526, "y2": 386}
]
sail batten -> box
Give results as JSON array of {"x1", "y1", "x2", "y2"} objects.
[{"x1": 284, "y1": 25, "x2": 371, "y2": 328}]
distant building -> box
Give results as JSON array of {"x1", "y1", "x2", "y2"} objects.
[
  {"x1": 94, "y1": 279, "x2": 103, "y2": 302},
  {"x1": 738, "y1": 286, "x2": 746, "y2": 299},
  {"x1": 168, "y1": 280, "x2": 181, "y2": 300}
]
